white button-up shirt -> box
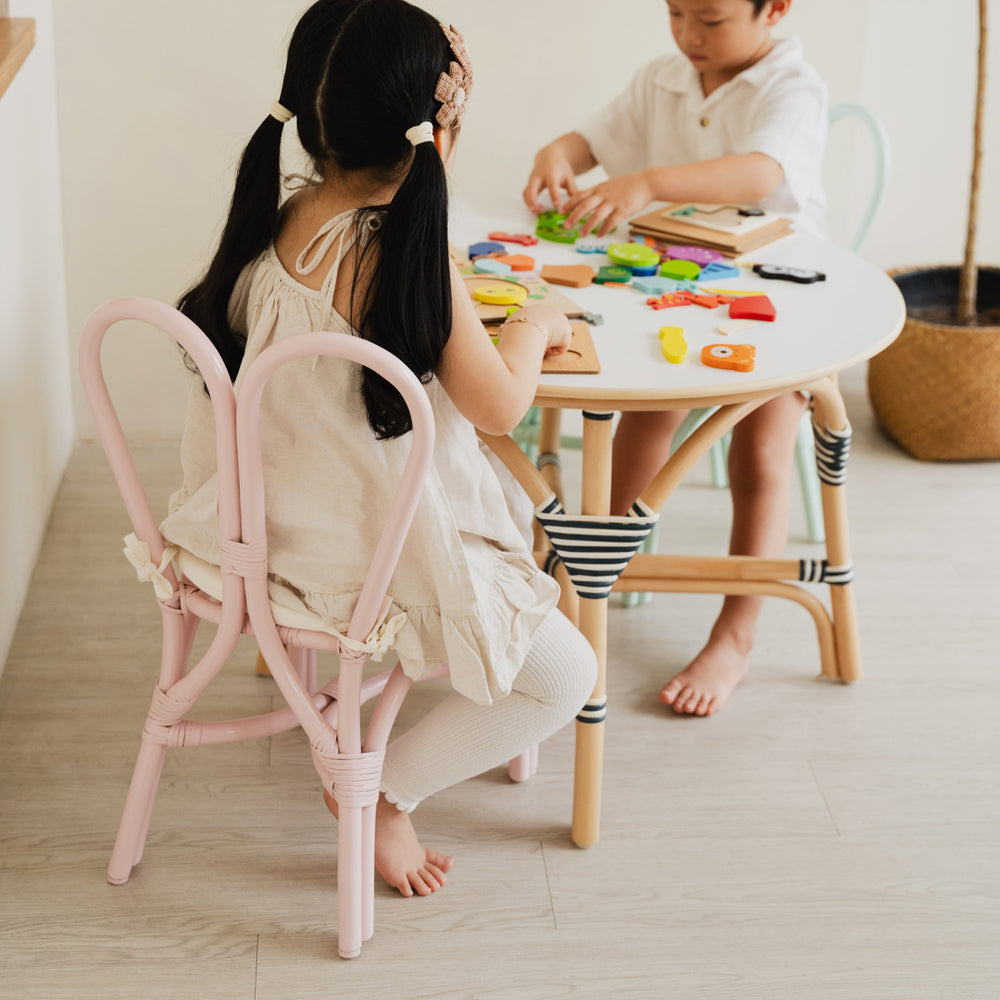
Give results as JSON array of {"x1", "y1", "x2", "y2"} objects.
[{"x1": 578, "y1": 37, "x2": 828, "y2": 237}]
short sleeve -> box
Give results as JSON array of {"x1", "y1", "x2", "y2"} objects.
[
  {"x1": 577, "y1": 61, "x2": 660, "y2": 177},
  {"x1": 742, "y1": 66, "x2": 828, "y2": 215}
]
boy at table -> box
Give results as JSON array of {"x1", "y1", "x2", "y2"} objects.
[{"x1": 523, "y1": 0, "x2": 828, "y2": 716}]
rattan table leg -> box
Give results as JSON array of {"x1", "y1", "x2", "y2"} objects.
[{"x1": 571, "y1": 411, "x2": 614, "y2": 848}]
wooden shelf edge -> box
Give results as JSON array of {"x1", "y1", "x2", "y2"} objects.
[{"x1": 0, "y1": 18, "x2": 36, "y2": 102}]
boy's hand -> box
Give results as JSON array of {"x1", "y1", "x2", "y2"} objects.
[
  {"x1": 523, "y1": 147, "x2": 580, "y2": 215},
  {"x1": 562, "y1": 172, "x2": 654, "y2": 237}
]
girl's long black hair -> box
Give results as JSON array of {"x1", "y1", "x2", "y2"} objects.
[{"x1": 178, "y1": 0, "x2": 456, "y2": 439}]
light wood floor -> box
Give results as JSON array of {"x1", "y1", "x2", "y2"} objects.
[{"x1": 2, "y1": 366, "x2": 999, "y2": 999}]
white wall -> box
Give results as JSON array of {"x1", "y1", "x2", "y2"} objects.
[
  {"x1": 52, "y1": 0, "x2": 1000, "y2": 445},
  {"x1": 0, "y1": 0, "x2": 74, "y2": 671}
]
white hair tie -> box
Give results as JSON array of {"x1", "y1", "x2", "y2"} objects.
[
  {"x1": 270, "y1": 100, "x2": 294, "y2": 123},
  {"x1": 405, "y1": 121, "x2": 435, "y2": 147}
]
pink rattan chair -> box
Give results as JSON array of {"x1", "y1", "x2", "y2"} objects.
[{"x1": 79, "y1": 297, "x2": 532, "y2": 959}]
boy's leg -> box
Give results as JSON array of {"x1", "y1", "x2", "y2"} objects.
[
  {"x1": 660, "y1": 391, "x2": 808, "y2": 716},
  {"x1": 611, "y1": 409, "x2": 690, "y2": 515}
]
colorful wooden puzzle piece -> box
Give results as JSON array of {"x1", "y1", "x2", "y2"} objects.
[
  {"x1": 699, "y1": 260, "x2": 742, "y2": 281},
  {"x1": 659, "y1": 259, "x2": 702, "y2": 281},
  {"x1": 496, "y1": 254, "x2": 535, "y2": 271},
  {"x1": 607, "y1": 242, "x2": 661, "y2": 269},
  {"x1": 488, "y1": 231, "x2": 539, "y2": 246},
  {"x1": 473, "y1": 282, "x2": 529, "y2": 306},
  {"x1": 633, "y1": 276, "x2": 679, "y2": 296},
  {"x1": 717, "y1": 319, "x2": 756, "y2": 336},
  {"x1": 540, "y1": 264, "x2": 595, "y2": 288},
  {"x1": 648, "y1": 291, "x2": 694, "y2": 310},
  {"x1": 728, "y1": 294, "x2": 776, "y2": 321},
  {"x1": 595, "y1": 265, "x2": 631, "y2": 285},
  {"x1": 535, "y1": 210, "x2": 580, "y2": 244},
  {"x1": 473, "y1": 257, "x2": 512, "y2": 276},
  {"x1": 701, "y1": 343, "x2": 756, "y2": 372},
  {"x1": 666, "y1": 245, "x2": 724, "y2": 265},
  {"x1": 659, "y1": 326, "x2": 687, "y2": 363},
  {"x1": 576, "y1": 239, "x2": 616, "y2": 254},
  {"x1": 469, "y1": 240, "x2": 506, "y2": 259}
]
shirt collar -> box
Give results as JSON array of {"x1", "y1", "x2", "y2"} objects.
[{"x1": 654, "y1": 35, "x2": 803, "y2": 97}]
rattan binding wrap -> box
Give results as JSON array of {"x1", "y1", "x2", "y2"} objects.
[{"x1": 867, "y1": 266, "x2": 1000, "y2": 460}]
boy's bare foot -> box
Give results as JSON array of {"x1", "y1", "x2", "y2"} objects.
[
  {"x1": 659, "y1": 632, "x2": 751, "y2": 716},
  {"x1": 324, "y1": 789, "x2": 454, "y2": 897}
]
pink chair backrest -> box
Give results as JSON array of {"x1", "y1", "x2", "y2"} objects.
[
  {"x1": 236, "y1": 331, "x2": 435, "y2": 646},
  {"x1": 79, "y1": 298, "x2": 436, "y2": 650},
  {"x1": 78, "y1": 298, "x2": 241, "y2": 601}
]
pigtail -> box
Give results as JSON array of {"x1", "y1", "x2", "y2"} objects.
[
  {"x1": 355, "y1": 141, "x2": 452, "y2": 438},
  {"x1": 178, "y1": 117, "x2": 285, "y2": 380}
]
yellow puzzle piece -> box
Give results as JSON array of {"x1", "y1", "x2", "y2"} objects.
[
  {"x1": 472, "y1": 282, "x2": 529, "y2": 306},
  {"x1": 659, "y1": 325, "x2": 687, "y2": 363}
]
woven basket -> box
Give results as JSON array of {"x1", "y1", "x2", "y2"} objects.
[{"x1": 867, "y1": 266, "x2": 1000, "y2": 460}]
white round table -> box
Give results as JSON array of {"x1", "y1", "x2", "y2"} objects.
[{"x1": 455, "y1": 200, "x2": 906, "y2": 847}]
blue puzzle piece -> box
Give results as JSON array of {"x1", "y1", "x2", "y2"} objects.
[
  {"x1": 699, "y1": 261, "x2": 742, "y2": 281},
  {"x1": 473, "y1": 257, "x2": 513, "y2": 276},
  {"x1": 469, "y1": 240, "x2": 506, "y2": 259},
  {"x1": 576, "y1": 239, "x2": 615, "y2": 254},
  {"x1": 632, "y1": 276, "x2": 680, "y2": 295},
  {"x1": 627, "y1": 264, "x2": 660, "y2": 277}
]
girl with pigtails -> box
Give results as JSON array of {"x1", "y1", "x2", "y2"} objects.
[{"x1": 161, "y1": 0, "x2": 597, "y2": 898}]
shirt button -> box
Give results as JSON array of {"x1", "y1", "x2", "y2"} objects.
[{"x1": 699, "y1": 116, "x2": 710, "y2": 127}]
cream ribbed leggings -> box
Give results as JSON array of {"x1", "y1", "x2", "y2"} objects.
[{"x1": 380, "y1": 608, "x2": 597, "y2": 812}]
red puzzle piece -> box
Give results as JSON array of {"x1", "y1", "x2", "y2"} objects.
[
  {"x1": 647, "y1": 291, "x2": 694, "y2": 310},
  {"x1": 489, "y1": 231, "x2": 540, "y2": 246},
  {"x1": 728, "y1": 294, "x2": 776, "y2": 322}
]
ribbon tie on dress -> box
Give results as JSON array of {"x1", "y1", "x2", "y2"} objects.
[
  {"x1": 320, "y1": 596, "x2": 408, "y2": 660},
  {"x1": 122, "y1": 533, "x2": 178, "y2": 600}
]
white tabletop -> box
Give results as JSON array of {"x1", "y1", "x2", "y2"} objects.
[{"x1": 452, "y1": 200, "x2": 905, "y2": 408}]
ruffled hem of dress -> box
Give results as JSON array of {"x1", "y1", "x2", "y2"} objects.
[{"x1": 170, "y1": 545, "x2": 559, "y2": 708}]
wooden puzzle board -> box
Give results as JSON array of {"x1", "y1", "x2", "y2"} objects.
[
  {"x1": 462, "y1": 274, "x2": 586, "y2": 323},
  {"x1": 481, "y1": 319, "x2": 600, "y2": 375},
  {"x1": 542, "y1": 320, "x2": 600, "y2": 374}
]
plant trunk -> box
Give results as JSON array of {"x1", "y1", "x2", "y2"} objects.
[{"x1": 958, "y1": 0, "x2": 987, "y2": 324}]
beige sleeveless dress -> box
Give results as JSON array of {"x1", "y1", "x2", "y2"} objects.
[{"x1": 160, "y1": 209, "x2": 559, "y2": 705}]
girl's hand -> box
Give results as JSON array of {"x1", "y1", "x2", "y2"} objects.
[
  {"x1": 562, "y1": 171, "x2": 654, "y2": 237},
  {"x1": 523, "y1": 147, "x2": 580, "y2": 215},
  {"x1": 512, "y1": 303, "x2": 572, "y2": 357}
]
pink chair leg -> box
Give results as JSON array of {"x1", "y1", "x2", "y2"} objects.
[
  {"x1": 337, "y1": 802, "x2": 364, "y2": 959},
  {"x1": 507, "y1": 743, "x2": 539, "y2": 783},
  {"x1": 107, "y1": 740, "x2": 167, "y2": 884},
  {"x1": 361, "y1": 801, "x2": 376, "y2": 942}
]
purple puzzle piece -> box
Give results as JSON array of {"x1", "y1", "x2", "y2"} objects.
[{"x1": 666, "y1": 245, "x2": 724, "y2": 266}]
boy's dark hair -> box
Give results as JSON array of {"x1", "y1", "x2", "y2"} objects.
[
  {"x1": 749, "y1": 0, "x2": 769, "y2": 13},
  {"x1": 178, "y1": 0, "x2": 455, "y2": 439}
]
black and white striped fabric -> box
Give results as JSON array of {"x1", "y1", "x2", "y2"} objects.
[
  {"x1": 799, "y1": 558, "x2": 855, "y2": 586},
  {"x1": 535, "y1": 494, "x2": 659, "y2": 599},
  {"x1": 576, "y1": 696, "x2": 607, "y2": 725},
  {"x1": 811, "y1": 414, "x2": 852, "y2": 486}
]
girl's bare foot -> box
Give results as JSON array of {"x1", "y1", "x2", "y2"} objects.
[
  {"x1": 659, "y1": 632, "x2": 751, "y2": 716},
  {"x1": 324, "y1": 789, "x2": 453, "y2": 897}
]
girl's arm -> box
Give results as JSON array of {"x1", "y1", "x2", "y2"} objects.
[
  {"x1": 437, "y1": 261, "x2": 571, "y2": 436},
  {"x1": 562, "y1": 152, "x2": 784, "y2": 237},
  {"x1": 523, "y1": 132, "x2": 599, "y2": 214}
]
